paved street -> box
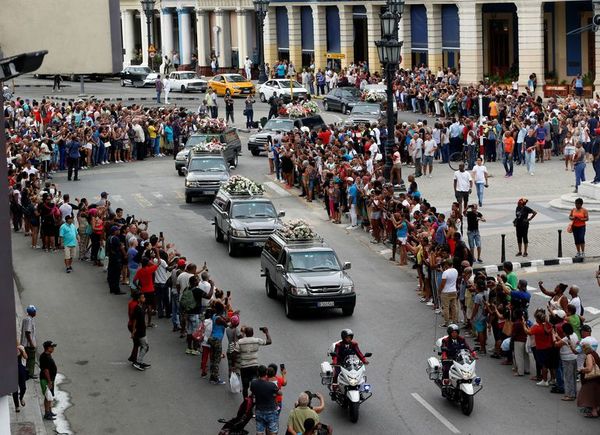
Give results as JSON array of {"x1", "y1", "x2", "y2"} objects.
[{"x1": 11, "y1": 122, "x2": 600, "y2": 434}]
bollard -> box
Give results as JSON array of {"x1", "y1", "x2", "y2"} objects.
[
  {"x1": 501, "y1": 234, "x2": 506, "y2": 263},
  {"x1": 557, "y1": 229, "x2": 563, "y2": 258}
]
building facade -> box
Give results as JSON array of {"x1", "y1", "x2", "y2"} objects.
[{"x1": 119, "y1": 0, "x2": 600, "y2": 92}]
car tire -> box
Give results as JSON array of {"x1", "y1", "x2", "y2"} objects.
[
  {"x1": 323, "y1": 100, "x2": 329, "y2": 111},
  {"x1": 214, "y1": 219, "x2": 224, "y2": 242},
  {"x1": 265, "y1": 274, "x2": 277, "y2": 298},
  {"x1": 341, "y1": 103, "x2": 347, "y2": 114},
  {"x1": 227, "y1": 236, "x2": 237, "y2": 257},
  {"x1": 260, "y1": 93, "x2": 266, "y2": 102},
  {"x1": 120, "y1": 80, "x2": 126, "y2": 87},
  {"x1": 185, "y1": 194, "x2": 192, "y2": 204},
  {"x1": 181, "y1": 85, "x2": 186, "y2": 93},
  {"x1": 250, "y1": 149, "x2": 261, "y2": 157},
  {"x1": 177, "y1": 168, "x2": 184, "y2": 176},
  {"x1": 284, "y1": 292, "x2": 296, "y2": 319},
  {"x1": 342, "y1": 305, "x2": 355, "y2": 316},
  {"x1": 134, "y1": 80, "x2": 144, "y2": 88}
]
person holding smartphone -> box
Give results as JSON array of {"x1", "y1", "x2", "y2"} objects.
[{"x1": 237, "y1": 326, "x2": 272, "y2": 398}]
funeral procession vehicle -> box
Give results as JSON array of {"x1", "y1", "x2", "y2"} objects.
[{"x1": 182, "y1": 146, "x2": 232, "y2": 203}]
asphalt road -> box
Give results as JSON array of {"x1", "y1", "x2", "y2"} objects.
[{"x1": 12, "y1": 135, "x2": 600, "y2": 435}]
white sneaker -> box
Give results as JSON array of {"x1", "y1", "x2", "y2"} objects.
[
  {"x1": 345, "y1": 225, "x2": 357, "y2": 230},
  {"x1": 426, "y1": 300, "x2": 434, "y2": 306},
  {"x1": 434, "y1": 308, "x2": 442, "y2": 314},
  {"x1": 530, "y1": 172, "x2": 534, "y2": 176},
  {"x1": 536, "y1": 380, "x2": 549, "y2": 387}
]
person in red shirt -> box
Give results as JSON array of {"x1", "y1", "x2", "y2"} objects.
[
  {"x1": 267, "y1": 363, "x2": 287, "y2": 413},
  {"x1": 127, "y1": 292, "x2": 143, "y2": 363},
  {"x1": 133, "y1": 257, "x2": 158, "y2": 327},
  {"x1": 525, "y1": 310, "x2": 553, "y2": 386},
  {"x1": 317, "y1": 126, "x2": 331, "y2": 145}
]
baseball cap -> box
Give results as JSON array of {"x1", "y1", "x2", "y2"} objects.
[
  {"x1": 177, "y1": 259, "x2": 186, "y2": 267},
  {"x1": 26, "y1": 305, "x2": 37, "y2": 315},
  {"x1": 100, "y1": 191, "x2": 109, "y2": 198},
  {"x1": 43, "y1": 341, "x2": 57, "y2": 349},
  {"x1": 110, "y1": 225, "x2": 120, "y2": 233},
  {"x1": 346, "y1": 177, "x2": 354, "y2": 182}
]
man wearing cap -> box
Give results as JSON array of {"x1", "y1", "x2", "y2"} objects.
[
  {"x1": 59, "y1": 215, "x2": 79, "y2": 273},
  {"x1": 107, "y1": 225, "x2": 126, "y2": 295},
  {"x1": 40, "y1": 341, "x2": 58, "y2": 420},
  {"x1": 20, "y1": 305, "x2": 38, "y2": 379}
]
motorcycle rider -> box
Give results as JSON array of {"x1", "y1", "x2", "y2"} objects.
[
  {"x1": 331, "y1": 329, "x2": 368, "y2": 386},
  {"x1": 441, "y1": 324, "x2": 477, "y2": 385}
]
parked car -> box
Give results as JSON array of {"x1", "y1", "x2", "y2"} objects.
[
  {"x1": 119, "y1": 66, "x2": 159, "y2": 88},
  {"x1": 207, "y1": 73, "x2": 255, "y2": 96},
  {"x1": 182, "y1": 149, "x2": 232, "y2": 203},
  {"x1": 344, "y1": 102, "x2": 384, "y2": 127},
  {"x1": 322, "y1": 87, "x2": 361, "y2": 114},
  {"x1": 175, "y1": 128, "x2": 241, "y2": 175},
  {"x1": 362, "y1": 84, "x2": 398, "y2": 112},
  {"x1": 167, "y1": 71, "x2": 207, "y2": 93},
  {"x1": 247, "y1": 115, "x2": 327, "y2": 156},
  {"x1": 258, "y1": 79, "x2": 308, "y2": 103},
  {"x1": 260, "y1": 231, "x2": 356, "y2": 318},
  {"x1": 213, "y1": 188, "x2": 285, "y2": 256}
]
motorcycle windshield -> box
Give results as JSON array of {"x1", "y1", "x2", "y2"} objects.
[{"x1": 343, "y1": 355, "x2": 363, "y2": 371}]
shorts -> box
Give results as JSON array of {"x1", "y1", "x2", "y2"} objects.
[
  {"x1": 455, "y1": 191, "x2": 469, "y2": 204},
  {"x1": 474, "y1": 319, "x2": 487, "y2": 333},
  {"x1": 467, "y1": 230, "x2": 481, "y2": 248},
  {"x1": 255, "y1": 410, "x2": 279, "y2": 433},
  {"x1": 397, "y1": 237, "x2": 407, "y2": 245},
  {"x1": 535, "y1": 348, "x2": 550, "y2": 367},
  {"x1": 143, "y1": 291, "x2": 155, "y2": 307},
  {"x1": 564, "y1": 146, "x2": 575, "y2": 156},
  {"x1": 572, "y1": 225, "x2": 586, "y2": 245},
  {"x1": 423, "y1": 155, "x2": 433, "y2": 166},
  {"x1": 40, "y1": 378, "x2": 54, "y2": 397},
  {"x1": 64, "y1": 246, "x2": 77, "y2": 260},
  {"x1": 186, "y1": 314, "x2": 199, "y2": 335}
]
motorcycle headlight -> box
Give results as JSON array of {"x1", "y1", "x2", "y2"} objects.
[
  {"x1": 348, "y1": 379, "x2": 359, "y2": 386},
  {"x1": 290, "y1": 286, "x2": 307, "y2": 296},
  {"x1": 341, "y1": 285, "x2": 354, "y2": 294},
  {"x1": 461, "y1": 370, "x2": 473, "y2": 379}
]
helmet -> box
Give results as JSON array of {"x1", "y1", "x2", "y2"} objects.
[
  {"x1": 447, "y1": 324, "x2": 460, "y2": 336},
  {"x1": 26, "y1": 305, "x2": 37, "y2": 315},
  {"x1": 341, "y1": 329, "x2": 354, "y2": 340}
]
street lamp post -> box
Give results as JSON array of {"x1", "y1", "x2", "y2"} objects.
[
  {"x1": 141, "y1": 0, "x2": 156, "y2": 69},
  {"x1": 253, "y1": 0, "x2": 270, "y2": 84},
  {"x1": 376, "y1": 2, "x2": 404, "y2": 182}
]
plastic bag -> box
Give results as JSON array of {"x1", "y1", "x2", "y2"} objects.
[
  {"x1": 45, "y1": 388, "x2": 54, "y2": 402},
  {"x1": 229, "y1": 372, "x2": 241, "y2": 394},
  {"x1": 97, "y1": 246, "x2": 106, "y2": 261}
]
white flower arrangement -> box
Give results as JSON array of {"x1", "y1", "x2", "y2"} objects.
[
  {"x1": 197, "y1": 117, "x2": 227, "y2": 133},
  {"x1": 282, "y1": 101, "x2": 320, "y2": 118},
  {"x1": 279, "y1": 219, "x2": 316, "y2": 240},
  {"x1": 222, "y1": 175, "x2": 265, "y2": 195},
  {"x1": 361, "y1": 90, "x2": 386, "y2": 103},
  {"x1": 192, "y1": 142, "x2": 225, "y2": 153}
]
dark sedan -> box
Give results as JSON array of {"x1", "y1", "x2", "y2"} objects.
[
  {"x1": 322, "y1": 87, "x2": 361, "y2": 114},
  {"x1": 119, "y1": 66, "x2": 159, "y2": 88}
]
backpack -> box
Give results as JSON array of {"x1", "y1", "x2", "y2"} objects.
[{"x1": 180, "y1": 287, "x2": 197, "y2": 313}]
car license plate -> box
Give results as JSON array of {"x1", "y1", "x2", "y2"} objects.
[
  {"x1": 253, "y1": 241, "x2": 265, "y2": 247},
  {"x1": 317, "y1": 301, "x2": 335, "y2": 308},
  {"x1": 242, "y1": 89, "x2": 250, "y2": 93}
]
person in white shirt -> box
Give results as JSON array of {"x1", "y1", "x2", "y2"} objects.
[
  {"x1": 440, "y1": 261, "x2": 459, "y2": 326},
  {"x1": 553, "y1": 322, "x2": 579, "y2": 400},
  {"x1": 568, "y1": 285, "x2": 582, "y2": 316},
  {"x1": 58, "y1": 194, "x2": 77, "y2": 221},
  {"x1": 410, "y1": 134, "x2": 423, "y2": 177},
  {"x1": 163, "y1": 77, "x2": 171, "y2": 105},
  {"x1": 365, "y1": 150, "x2": 374, "y2": 175},
  {"x1": 453, "y1": 163, "x2": 473, "y2": 215},
  {"x1": 422, "y1": 133, "x2": 437, "y2": 178},
  {"x1": 471, "y1": 157, "x2": 488, "y2": 207},
  {"x1": 244, "y1": 57, "x2": 253, "y2": 80}
]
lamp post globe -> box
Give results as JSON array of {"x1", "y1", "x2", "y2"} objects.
[
  {"x1": 254, "y1": 0, "x2": 271, "y2": 84},
  {"x1": 387, "y1": 0, "x2": 405, "y2": 18}
]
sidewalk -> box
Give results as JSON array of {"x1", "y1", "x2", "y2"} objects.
[{"x1": 11, "y1": 283, "x2": 48, "y2": 435}]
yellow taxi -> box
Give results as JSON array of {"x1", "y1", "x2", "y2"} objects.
[{"x1": 207, "y1": 73, "x2": 255, "y2": 97}]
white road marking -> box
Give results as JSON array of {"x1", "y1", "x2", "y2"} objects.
[
  {"x1": 411, "y1": 393, "x2": 460, "y2": 434},
  {"x1": 133, "y1": 193, "x2": 153, "y2": 208},
  {"x1": 151, "y1": 192, "x2": 164, "y2": 199},
  {"x1": 264, "y1": 181, "x2": 291, "y2": 197},
  {"x1": 174, "y1": 191, "x2": 184, "y2": 200},
  {"x1": 585, "y1": 307, "x2": 600, "y2": 315},
  {"x1": 110, "y1": 194, "x2": 123, "y2": 202}
]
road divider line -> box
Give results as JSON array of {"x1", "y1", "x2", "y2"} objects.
[
  {"x1": 585, "y1": 307, "x2": 600, "y2": 315},
  {"x1": 264, "y1": 181, "x2": 291, "y2": 197},
  {"x1": 133, "y1": 193, "x2": 153, "y2": 208},
  {"x1": 411, "y1": 393, "x2": 460, "y2": 434}
]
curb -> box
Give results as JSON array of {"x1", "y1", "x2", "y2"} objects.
[
  {"x1": 472, "y1": 255, "x2": 598, "y2": 274},
  {"x1": 12, "y1": 279, "x2": 49, "y2": 435},
  {"x1": 42, "y1": 95, "x2": 200, "y2": 103},
  {"x1": 15, "y1": 84, "x2": 71, "y2": 88}
]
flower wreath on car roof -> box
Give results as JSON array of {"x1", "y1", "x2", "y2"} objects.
[{"x1": 222, "y1": 175, "x2": 265, "y2": 195}]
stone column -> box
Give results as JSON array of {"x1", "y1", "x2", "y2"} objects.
[
  {"x1": 195, "y1": 9, "x2": 210, "y2": 67},
  {"x1": 427, "y1": 4, "x2": 443, "y2": 71},
  {"x1": 140, "y1": 10, "x2": 149, "y2": 66},
  {"x1": 263, "y1": 7, "x2": 277, "y2": 70},
  {"x1": 177, "y1": 7, "x2": 192, "y2": 65},
  {"x1": 286, "y1": 5, "x2": 302, "y2": 72},
  {"x1": 311, "y1": 4, "x2": 327, "y2": 71},
  {"x1": 339, "y1": 4, "x2": 355, "y2": 69},
  {"x1": 236, "y1": 9, "x2": 250, "y2": 68},
  {"x1": 366, "y1": 3, "x2": 382, "y2": 73},
  {"x1": 122, "y1": 9, "x2": 136, "y2": 66},
  {"x1": 458, "y1": 2, "x2": 483, "y2": 85},
  {"x1": 595, "y1": 1, "x2": 600, "y2": 95},
  {"x1": 160, "y1": 8, "x2": 174, "y2": 63},
  {"x1": 398, "y1": 10, "x2": 412, "y2": 70},
  {"x1": 215, "y1": 9, "x2": 232, "y2": 68},
  {"x1": 516, "y1": 1, "x2": 545, "y2": 95}
]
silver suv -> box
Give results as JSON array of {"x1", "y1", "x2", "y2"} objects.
[
  {"x1": 183, "y1": 150, "x2": 231, "y2": 203},
  {"x1": 212, "y1": 189, "x2": 284, "y2": 256},
  {"x1": 260, "y1": 232, "x2": 356, "y2": 318}
]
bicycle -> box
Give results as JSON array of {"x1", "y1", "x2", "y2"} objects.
[{"x1": 448, "y1": 144, "x2": 478, "y2": 171}]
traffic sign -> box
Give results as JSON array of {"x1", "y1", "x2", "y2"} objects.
[
  {"x1": 148, "y1": 44, "x2": 157, "y2": 53},
  {"x1": 326, "y1": 53, "x2": 345, "y2": 59}
]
